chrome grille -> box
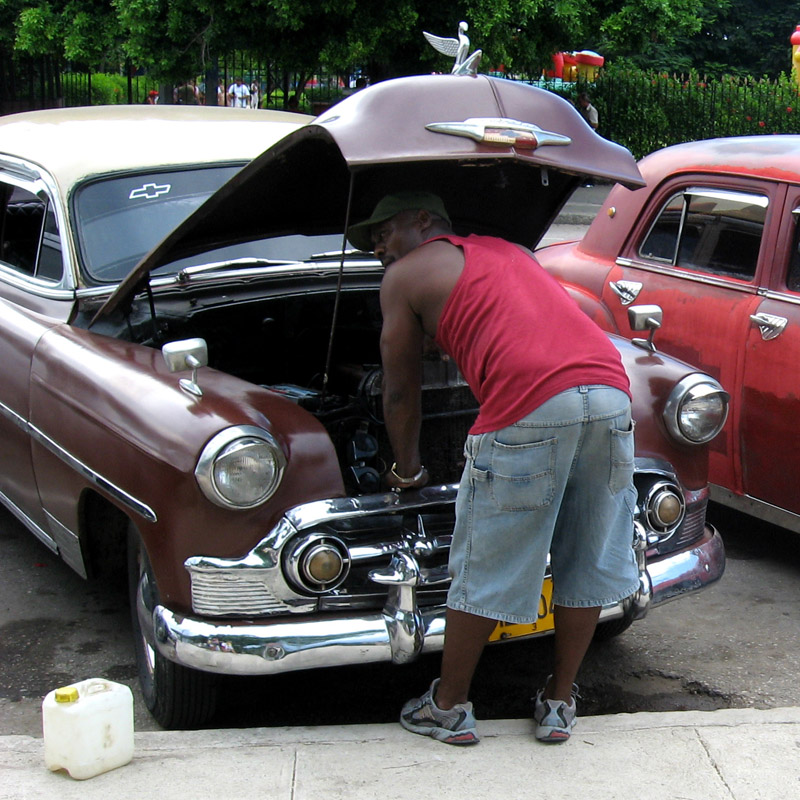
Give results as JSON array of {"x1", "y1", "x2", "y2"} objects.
[{"x1": 190, "y1": 571, "x2": 291, "y2": 617}]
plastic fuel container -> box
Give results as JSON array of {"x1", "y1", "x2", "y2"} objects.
[{"x1": 42, "y1": 678, "x2": 134, "y2": 780}]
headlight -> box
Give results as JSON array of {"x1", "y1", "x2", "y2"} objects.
[
  {"x1": 663, "y1": 375, "x2": 729, "y2": 445},
  {"x1": 195, "y1": 425, "x2": 286, "y2": 508}
]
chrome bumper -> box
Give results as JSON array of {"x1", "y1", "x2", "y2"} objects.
[{"x1": 151, "y1": 525, "x2": 725, "y2": 676}]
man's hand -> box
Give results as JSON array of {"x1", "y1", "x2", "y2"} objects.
[{"x1": 385, "y1": 463, "x2": 430, "y2": 492}]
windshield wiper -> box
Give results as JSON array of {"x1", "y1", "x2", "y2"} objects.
[
  {"x1": 309, "y1": 248, "x2": 377, "y2": 260},
  {"x1": 175, "y1": 257, "x2": 301, "y2": 282}
]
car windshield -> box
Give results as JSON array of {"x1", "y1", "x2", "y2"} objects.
[{"x1": 74, "y1": 166, "x2": 350, "y2": 283}]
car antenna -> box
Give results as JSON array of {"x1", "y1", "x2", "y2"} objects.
[{"x1": 320, "y1": 175, "x2": 356, "y2": 407}]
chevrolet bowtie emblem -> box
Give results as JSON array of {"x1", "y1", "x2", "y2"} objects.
[{"x1": 129, "y1": 182, "x2": 172, "y2": 200}]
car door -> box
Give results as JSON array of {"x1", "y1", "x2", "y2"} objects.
[
  {"x1": 738, "y1": 183, "x2": 800, "y2": 517},
  {"x1": 601, "y1": 178, "x2": 777, "y2": 493},
  {"x1": 0, "y1": 175, "x2": 70, "y2": 547}
]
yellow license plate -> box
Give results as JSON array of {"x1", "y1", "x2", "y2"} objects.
[{"x1": 488, "y1": 577, "x2": 554, "y2": 642}]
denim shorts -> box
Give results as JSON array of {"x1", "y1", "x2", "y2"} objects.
[{"x1": 447, "y1": 385, "x2": 640, "y2": 624}]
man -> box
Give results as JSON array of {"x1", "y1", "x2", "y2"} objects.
[
  {"x1": 348, "y1": 191, "x2": 639, "y2": 746},
  {"x1": 576, "y1": 92, "x2": 599, "y2": 130},
  {"x1": 227, "y1": 77, "x2": 250, "y2": 108}
]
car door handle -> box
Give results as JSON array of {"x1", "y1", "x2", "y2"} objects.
[
  {"x1": 749, "y1": 312, "x2": 787, "y2": 341},
  {"x1": 609, "y1": 280, "x2": 643, "y2": 306}
]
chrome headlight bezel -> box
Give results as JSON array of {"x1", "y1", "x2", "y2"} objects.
[
  {"x1": 663, "y1": 374, "x2": 730, "y2": 445},
  {"x1": 283, "y1": 533, "x2": 351, "y2": 594},
  {"x1": 642, "y1": 478, "x2": 685, "y2": 540},
  {"x1": 195, "y1": 425, "x2": 287, "y2": 509}
]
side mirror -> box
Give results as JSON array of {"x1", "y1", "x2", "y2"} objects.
[
  {"x1": 628, "y1": 304, "x2": 662, "y2": 353},
  {"x1": 162, "y1": 338, "x2": 208, "y2": 396}
]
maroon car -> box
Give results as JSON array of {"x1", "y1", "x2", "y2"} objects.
[
  {"x1": 538, "y1": 136, "x2": 800, "y2": 534},
  {"x1": 0, "y1": 76, "x2": 728, "y2": 729}
]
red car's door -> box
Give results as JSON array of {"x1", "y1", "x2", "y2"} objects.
[
  {"x1": 738, "y1": 184, "x2": 800, "y2": 515},
  {"x1": 601, "y1": 179, "x2": 778, "y2": 494}
]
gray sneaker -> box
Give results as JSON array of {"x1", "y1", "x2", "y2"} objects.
[
  {"x1": 400, "y1": 679, "x2": 479, "y2": 745},
  {"x1": 533, "y1": 679, "x2": 579, "y2": 742}
]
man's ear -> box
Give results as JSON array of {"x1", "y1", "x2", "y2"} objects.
[{"x1": 415, "y1": 209, "x2": 434, "y2": 235}]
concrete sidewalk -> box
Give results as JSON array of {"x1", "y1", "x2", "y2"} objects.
[{"x1": 3, "y1": 707, "x2": 799, "y2": 799}]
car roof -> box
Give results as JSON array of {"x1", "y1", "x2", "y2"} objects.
[
  {"x1": 639, "y1": 135, "x2": 800, "y2": 183},
  {"x1": 0, "y1": 105, "x2": 311, "y2": 191}
]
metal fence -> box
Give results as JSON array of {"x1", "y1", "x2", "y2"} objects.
[
  {"x1": 1, "y1": 53, "x2": 349, "y2": 115},
  {"x1": 548, "y1": 72, "x2": 800, "y2": 158}
]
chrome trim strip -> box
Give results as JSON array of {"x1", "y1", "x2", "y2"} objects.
[
  {"x1": 284, "y1": 484, "x2": 459, "y2": 532},
  {"x1": 0, "y1": 398, "x2": 27, "y2": 432},
  {"x1": 159, "y1": 527, "x2": 724, "y2": 676},
  {"x1": 758, "y1": 289, "x2": 800, "y2": 306},
  {"x1": 614, "y1": 257, "x2": 760, "y2": 294},
  {"x1": 710, "y1": 484, "x2": 800, "y2": 535},
  {"x1": 26, "y1": 421, "x2": 158, "y2": 523},
  {"x1": 0, "y1": 267, "x2": 77, "y2": 300}
]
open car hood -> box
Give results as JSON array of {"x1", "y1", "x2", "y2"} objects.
[{"x1": 95, "y1": 73, "x2": 643, "y2": 321}]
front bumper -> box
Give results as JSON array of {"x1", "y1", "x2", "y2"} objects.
[{"x1": 149, "y1": 523, "x2": 725, "y2": 677}]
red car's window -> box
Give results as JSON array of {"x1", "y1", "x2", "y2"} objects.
[
  {"x1": 639, "y1": 188, "x2": 767, "y2": 281},
  {"x1": 787, "y1": 217, "x2": 800, "y2": 292}
]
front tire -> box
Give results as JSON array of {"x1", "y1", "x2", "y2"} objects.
[{"x1": 127, "y1": 526, "x2": 218, "y2": 728}]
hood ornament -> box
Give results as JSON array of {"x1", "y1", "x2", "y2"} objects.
[
  {"x1": 426, "y1": 118, "x2": 572, "y2": 150},
  {"x1": 423, "y1": 21, "x2": 483, "y2": 75}
]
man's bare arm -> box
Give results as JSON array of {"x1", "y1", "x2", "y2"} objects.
[{"x1": 380, "y1": 268, "x2": 428, "y2": 488}]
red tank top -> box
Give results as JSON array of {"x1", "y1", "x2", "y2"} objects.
[{"x1": 433, "y1": 234, "x2": 630, "y2": 434}]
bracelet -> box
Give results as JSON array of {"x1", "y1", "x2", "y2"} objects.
[{"x1": 390, "y1": 463, "x2": 427, "y2": 484}]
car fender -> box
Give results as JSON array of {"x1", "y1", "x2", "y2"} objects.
[{"x1": 28, "y1": 322, "x2": 344, "y2": 610}]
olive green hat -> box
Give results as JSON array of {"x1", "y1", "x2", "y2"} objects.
[{"x1": 347, "y1": 191, "x2": 451, "y2": 252}]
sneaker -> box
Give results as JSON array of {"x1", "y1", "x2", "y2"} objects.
[
  {"x1": 533, "y1": 678, "x2": 579, "y2": 742},
  {"x1": 400, "y1": 679, "x2": 479, "y2": 745}
]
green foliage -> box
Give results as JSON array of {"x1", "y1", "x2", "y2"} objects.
[
  {"x1": 2, "y1": 0, "x2": 728, "y2": 85},
  {"x1": 558, "y1": 67, "x2": 800, "y2": 158}
]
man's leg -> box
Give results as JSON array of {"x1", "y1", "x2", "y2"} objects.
[
  {"x1": 434, "y1": 608, "x2": 498, "y2": 708},
  {"x1": 546, "y1": 604, "x2": 601, "y2": 701}
]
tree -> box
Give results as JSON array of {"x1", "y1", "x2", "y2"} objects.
[
  {"x1": 13, "y1": 0, "x2": 122, "y2": 69},
  {"x1": 683, "y1": 0, "x2": 800, "y2": 79},
  {"x1": 0, "y1": 0, "x2": 785, "y2": 85}
]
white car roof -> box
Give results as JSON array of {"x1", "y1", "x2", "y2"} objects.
[{"x1": 0, "y1": 105, "x2": 311, "y2": 192}]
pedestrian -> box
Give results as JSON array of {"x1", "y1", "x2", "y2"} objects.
[
  {"x1": 576, "y1": 92, "x2": 599, "y2": 130},
  {"x1": 249, "y1": 81, "x2": 260, "y2": 109},
  {"x1": 227, "y1": 77, "x2": 250, "y2": 108},
  {"x1": 347, "y1": 191, "x2": 639, "y2": 746}
]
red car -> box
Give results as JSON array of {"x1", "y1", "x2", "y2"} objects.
[{"x1": 537, "y1": 135, "x2": 800, "y2": 532}]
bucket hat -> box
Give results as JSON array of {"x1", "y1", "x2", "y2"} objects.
[{"x1": 348, "y1": 191, "x2": 450, "y2": 252}]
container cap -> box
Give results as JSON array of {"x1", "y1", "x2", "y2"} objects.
[{"x1": 54, "y1": 686, "x2": 79, "y2": 703}]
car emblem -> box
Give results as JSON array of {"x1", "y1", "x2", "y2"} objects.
[
  {"x1": 423, "y1": 20, "x2": 483, "y2": 75},
  {"x1": 426, "y1": 118, "x2": 571, "y2": 150},
  {"x1": 129, "y1": 182, "x2": 172, "y2": 200}
]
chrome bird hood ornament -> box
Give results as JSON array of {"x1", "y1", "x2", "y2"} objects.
[{"x1": 423, "y1": 21, "x2": 483, "y2": 75}]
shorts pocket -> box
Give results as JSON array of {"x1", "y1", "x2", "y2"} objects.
[
  {"x1": 609, "y1": 421, "x2": 635, "y2": 495},
  {"x1": 489, "y1": 437, "x2": 556, "y2": 511}
]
